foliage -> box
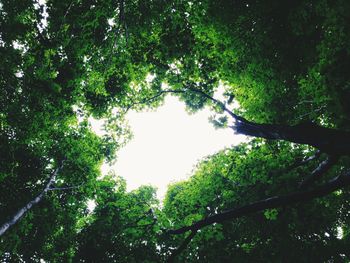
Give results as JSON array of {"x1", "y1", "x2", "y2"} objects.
[
  {"x1": 163, "y1": 142, "x2": 350, "y2": 262},
  {"x1": 1, "y1": 0, "x2": 350, "y2": 262},
  {"x1": 74, "y1": 176, "x2": 161, "y2": 262}
]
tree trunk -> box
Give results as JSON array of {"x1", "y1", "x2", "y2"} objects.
[
  {"x1": 234, "y1": 121, "x2": 350, "y2": 155},
  {"x1": 0, "y1": 163, "x2": 64, "y2": 237},
  {"x1": 184, "y1": 86, "x2": 350, "y2": 156}
]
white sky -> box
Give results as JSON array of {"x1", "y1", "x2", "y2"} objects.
[{"x1": 103, "y1": 95, "x2": 246, "y2": 200}]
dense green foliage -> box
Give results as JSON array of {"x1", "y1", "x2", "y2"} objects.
[
  {"x1": 163, "y1": 142, "x2": 350, "y2": 262},
  {"x1": 1, "y1": 0, "x2": 350, "y2": 261}
]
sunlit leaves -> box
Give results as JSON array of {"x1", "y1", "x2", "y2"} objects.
[{"x1": 1, "y1": 0, "x2": 350, "y2": 261}]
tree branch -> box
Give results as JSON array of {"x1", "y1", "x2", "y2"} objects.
[
  {"x1": 167, "y1": 170, "x2": 350, "y2": 235},
  {"x1": 290, "y1": 150, "x2": 321, "y2": 170},
  {"x1": 48, "y1": 183, "x2": 84, "y2": 191},
  {"x1": 0, "y1": 161, "x2": 65, "y2": 236},
  {"x1": 183, "y1": 87, "x2": 350, "y2": 156},
  {"x1": 299, "y1": 155, "x2": 339, "y2": 189},
  {"x1": 123, "y1": 89, "x2": 186, "y2": 114},
  {"x1": 119, "y1": 0, "x2": 128, "y2": 43},
  {"x1": 126, "y1": 87, "x2": 350, "y2": 155},
  {"x1": 167, "y1": 230, "x2": 198, "y2": 263},
  {"x1": 230, "y1": 121, "x2": 350, "y2": 155}
]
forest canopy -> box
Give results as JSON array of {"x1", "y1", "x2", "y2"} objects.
[{"x1": 1, "y1": 0, "x2": 350, "y2": 262}]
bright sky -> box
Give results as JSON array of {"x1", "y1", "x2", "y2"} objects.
[
  {"x1": 104, "y1": 95, "x2": 246, "y2": 200},
  {"x1": 30, "y1": 0, "x2": 246, "y2": 201}
]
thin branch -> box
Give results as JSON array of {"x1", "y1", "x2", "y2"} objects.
[
  {"x1": 299, "y1": 155, "x2": 339, "y2": 189},
  {"x1": 270, "y1": 150, "x2": 321, "y2": 176},
  {"x1": 0, "y1": 161, "x2": 65, "y2": 236},
  {"x1": 119, "y1": 0, "x2": 128, "y2": 43},
  {"x1": 297, "y1": 150, "x2": 322, "y2": 166},
  {"x1": 134, "y1": 219, "x2": 157, "y2": 229},
  {"x1": 167, "y1": 170, "x2": 350, "y2": 235},
  {"x1": 55, "y1": 0, "x2": 75, "y2": 36},
  {"x1": 123, "y1": 87, "x2": 234, "y2": 116},
  {"x1": 48, "y1": 183, "x2": 84, "y2": 191},
  {"x1": 185, "y1": 87, "x2": 246, "y2": 122},
  {"x1": 167, "y1": 230, "x2": 198, "y2": 263},
  {"x1": 123, "y1": 89, "x2": 186, "y2": 114},
  {"x1": 123, "y1": 91, "x2": 165, "y2": 114},
  {"x1": 122, "y1": 212, "x2": 154, "y2": 229},
  {"x1": 114, "y1": 210, "x2": 158, "y2": 239},
  {"x1": 298, "y1": 105, "x2": 326, "y2": 120}
]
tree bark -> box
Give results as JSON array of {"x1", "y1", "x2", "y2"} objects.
[
  {"x1": 233, "y1": 120, "x2": 350, "y2": 156},
  {"x1": 0, "y1": 162, "x2": 64, "y2": 237}
]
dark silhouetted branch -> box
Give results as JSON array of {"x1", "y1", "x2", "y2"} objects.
[
  {"x1": 291, "y1": 150, "x2": 321, "y2": 169},
  {"x1": 123, "y1": 89, "x2": 186, "y2": 113},
  {"x1": 168, "y1": 170, "x2": 350, "y2": 235},
  {"x1": 299, "y1": 156, "x2": 339, "y2": 189},
  {"x1": 184, "y1": 87, "x2": 350, "y2": 156},
  {"x1": 231, "y1": 121, "x2": 350, "y2": 156},
  {"x1": 167, "y1": 230, "x2": 198, "y2": 263}
]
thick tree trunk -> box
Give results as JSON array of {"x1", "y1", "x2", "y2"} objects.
[
  {"x1": 234, "y1": 121, "x2": 350, "y2": 155},
  {"x1": 0, "y1": 163, "x2": 64, "y2": 237},
  {"x1": 184, "y1": 87, "x2": 350, "y2": 155}
]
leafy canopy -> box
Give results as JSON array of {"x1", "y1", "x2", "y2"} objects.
[{"x1": 1, "y1": 0, "x2": 350, "y2": 262}]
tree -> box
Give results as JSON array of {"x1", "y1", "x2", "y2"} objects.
[
  {"x1": 73, "y1": 176, "x2": 161, "y2": 262},
  {"x1": 1, "y1": 0, "x2": 350, "y2": 261},
  {"x1": 163, "y1": 142, "x2": 350, "y2": 261},
  {"x1": 0, "y1": 161, "x2": 64, "y2": 237}
]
